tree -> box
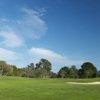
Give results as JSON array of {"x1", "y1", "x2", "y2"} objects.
[
  {"x1": 12, "y1": 65, "x2": 18, "y2": 76},
  {"x1": 40, "y1": 59, "x2": 52, "y2": 72},
  {"x1": 81, "y1": 62, "x2": 97, "y2": 78},
  {"x1": 5, "y1": 65, "x2": 13, "y2": 76},
  {"x1": 0, "y1": 61, "x2": 13, "y2": 76},
  {"x1": 97, "y1": 71, "x2": 100, "y2": 77},
  {"x1": 34, "y1": 59, "x2": 52, "y2": 78},
  {"x1": 35, "y1": 62, "x2": 42, "y2": 70},
  {"x1": 28, "y1": 63, "x2": 34, "y2": 70},
  {"x1": 20, "y1": 67, "x2": 30, "y2": 77},
  {"x1": 78, "y1": 69, "x2": 83, "y2": 78},
  {"x1": 58, "y1": 66, "x2": 70, "y2": 78},
  {"x1": 39, "y1": 69, "x2": 48, "y2": 78},
  {"x1": 69, "y1": 65, "x2": 78, "y2": 78},
  {"x1": 0, "y1": 61, "x2": 6, "y2": 75},
  {"x1": 50, "y1": 72, "x2": 57, "y2": 78}
]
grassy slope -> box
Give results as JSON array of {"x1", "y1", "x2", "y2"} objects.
[{"x1": 0, "y1": 76, "x2": 100, "y2": 100}]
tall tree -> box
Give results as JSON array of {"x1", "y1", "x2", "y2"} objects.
[
  {"x1": 58, "y1": 66, "x2": 70, "y2": 78},
  {"x1": 28, "y1": 63, "x2": 34, "y2": 70},
  {"x1": 39, "y1": 58, "x2": 52, "y2": 72},
  {"x1": 69, "y1": 65, "x2": 78, "y2": 78},
  {"x1": 78, "y1": 69, "x2": 83, "y2": 78},
  {"x1": 0, "y1": 61, "x2": 13, "y2": 76},
  {"x1": 12, "y1": 65, "x2": 18, "y2": 76},
  {"x1": 81, "y1": 62, "x2": 97, "y2": 78},
  {"x1": 35, "y1": 62, "x2": 42, "y2": 70}
]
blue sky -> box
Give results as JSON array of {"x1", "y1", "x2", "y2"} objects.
[{"x1": 0, "y1": 0, "x2": 100, "y2": 72}]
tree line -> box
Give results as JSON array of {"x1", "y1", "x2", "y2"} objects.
[{"x1": 0, "y1": 58, "x2": 100, "y2": 78}]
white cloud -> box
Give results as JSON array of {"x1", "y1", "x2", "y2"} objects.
[
  {"x1": 0, "y1": 8, "x2": 47, "y2": 48},
  {"x1": 0, "y1": 31, "x2": 24, "y2": 48},
  {"x1": 0, "y1": 7, "x2": 48, "y2": 67},
  {"x1": 29, "y1": 47, "x2": 84, "y2": 65},
  {"x1": 0, "y1": 48, "x2": 17, "y2": 61},
  {"x1": 18, "y1": 8, "x2": 47, "y2": 39}
]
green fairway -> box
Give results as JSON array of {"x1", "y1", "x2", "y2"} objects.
[{"x1": 0, "y1": 77, "x2": 100, "y2": 100}]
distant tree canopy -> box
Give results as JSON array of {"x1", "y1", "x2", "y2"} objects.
[
  {"x1": 39, "y1": 58, "x2": 52, "y2": 72},
  {"x1": 58, "y1": 66, "x2": 70, "y2": 78},
  {"x1": 80, "y1": 62, "x2": 97, "y2": 78},
  {"x1": 27, "y1": 63, "x2": 34, "y2": 70},
  {"x1": 57, "y1": 62, "x2": 98, "y2": 78},
  {"x1": 0, "y1": 60, "x2": 99, "y2": 79},
  {"x1": 0, "y1": 61, "x2": 13, "y2": 76},
  {"x1": 69, "y1": 65, "x2": 78, "y2": 78},
  {"x1": 20, "y1": 58, "x2": 52, "y2": 78},
  {"x1": 97, "y1": 71, "x2": 100, "y2": 77}
]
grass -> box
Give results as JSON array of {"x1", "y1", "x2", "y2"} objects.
[{"x1": 0, "y1": 76, "x2": 100, "y2": 100}]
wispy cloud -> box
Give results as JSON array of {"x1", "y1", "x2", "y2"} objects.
[
  {"x1": 18, "y1": 8, "x2": 47, "y2": 39},
  {"x1": 0, "y1": 31, "x2": 24, "y2": 48},
  {"x1": 0, "y1": 7, "x2": 47, "y2": 48},
  {"x1": 0, "y1": 48, "x2": 17, "y2": 61},
  {"x1": 29, "y1": 47, "x2": 84, "y2": 66},
  {"x1": 0, "y1": 7, "x2": 48, "y2": 67},
  {"x1": 0, "y1": 18, "x2": 10, "y2": 23}
]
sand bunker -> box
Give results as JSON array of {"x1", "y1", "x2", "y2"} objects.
[{"x1": 67, "y1": 82, "x2": 100, "y2": 85}]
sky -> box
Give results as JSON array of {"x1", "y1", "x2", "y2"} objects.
[{"x1": 0, "y1": 0, "x2": 100, "y2": 72}]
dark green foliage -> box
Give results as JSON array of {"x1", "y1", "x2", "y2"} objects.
[
  {"x1": 35, "y1": 62, "x2": 42, "y2": 70},
  {"x1": 39, "y1": 58, "x2": 52, "y2": 72},
  {"x1": 0, "y1": 60, "x2": 99, "y2": 79},
  {"x1": 28, "y1": 63, "x2": 34, "y2": 70},
  {"x1": 17, "y1": 58, "x2": 52, "y2": 78},
  {"x1": 78, "y1": 69, "x2": 83, "y2": 78},
  {"x1": 58, "y1": 66, "x2": 70, "y2": 78},
  {"x1": 12, "y1": 65, "x2": 19, "y2": 76},
  {"x1": 32, "y1": 59, "x2": 52, "y2": 78},
  {"x1": 50, "y1": 72, "x2": 57, "y2": 78},
  {"x1": 0, "y1": 61, "x2": 13, "y2": 76},
  {"x1": 80, "y1": 62, "x2": 97, "y2": 78},
  {"x1": 69, "y1": 65, "x2": 78, "y2": 78},
  {"x1": 33, "y1": 69, "x2": 49, "y2": 78},
  {"x1": 97, "y1": 71, "x2": 100, "y2": 77}
]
